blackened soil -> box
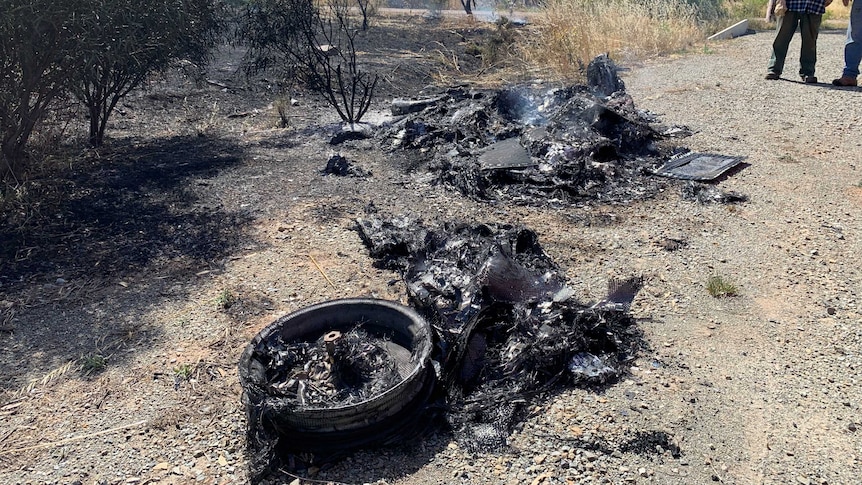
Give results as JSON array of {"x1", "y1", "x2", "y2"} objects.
[{"x1": 0, "y1": 136, "x2": 250, "y2": 288}]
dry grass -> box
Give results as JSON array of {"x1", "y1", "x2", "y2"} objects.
[
  {"x1": 526, "y1": 0, "x2": 707, "y2": 78},
  {"x1": 825, "y1": 1, "x2": 852, "y2": 23},
  {"x1": 725, "y1": 0, "x2": 850, "y2": 29}
]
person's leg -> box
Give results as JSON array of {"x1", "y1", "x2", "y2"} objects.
[
  {"x1": 768, "y1": 13, "x2": 801, "y2": 76},
  {"x1": 799, "y1": 13, "x2": 822, "y2": 78},
  {"x1": 843, "y1": 0, "x2": 862, "y2": 78}
]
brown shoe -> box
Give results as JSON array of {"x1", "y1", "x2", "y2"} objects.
[
  {"x1": 765, "y1": 72, "x2": 780, "y2": 80},
  {"x1": 832, "y1": 76, "x2": 858, "y2": 86}
]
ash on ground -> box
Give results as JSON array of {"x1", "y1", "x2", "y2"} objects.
[
  {"x1": 255, "y1": 327, "x2": 402, "y2": 408},
  {"x1": 357, "y1": 212, "x2": 644, "y2": 452},
  {"x1": 680, "y1": 180, "x2": 748, "y2": 204},
  {"x1": 378, "y1": 55, "x2": 685, "y2": 207}
]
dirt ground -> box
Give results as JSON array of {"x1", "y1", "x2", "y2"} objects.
[{"x1": 2, "y1": 12, "x2": 862, "y2": 485}]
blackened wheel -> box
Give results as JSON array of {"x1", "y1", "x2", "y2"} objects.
[{"x1": 239, "y1": 298, "x2": 435, "y2": 456}]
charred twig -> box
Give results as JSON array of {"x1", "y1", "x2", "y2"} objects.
[{"x1": 276, "y1": 468, "x2": 356, "y2": 485}]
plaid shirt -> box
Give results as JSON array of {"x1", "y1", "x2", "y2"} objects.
[{"x1": 786, "y1": 0, "x2": 828, "y2": 14}]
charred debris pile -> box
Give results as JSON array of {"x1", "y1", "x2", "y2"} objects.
[
  {"x1": 357, "y1": 213, "x2": 644, "y2": 451},
  {"x1": 375, "y1": 55, "x2": 689, "y2": 207},
  {"x1": 241, "y1": 58, "x2": 745, "y2": 475},
  {"x1": 253, "y1": 326, "x2": 402, "y2": 407}
]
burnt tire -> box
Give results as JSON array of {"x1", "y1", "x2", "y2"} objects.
[{"x1": 239, "y1": 298, "x2": 436, "y2": 462}]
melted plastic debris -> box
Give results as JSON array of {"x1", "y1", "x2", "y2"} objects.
[
  {"x1": 356, "y1": 212, "x2": 644, "y2": 451},
  {"x1": 568, "y1": 352, "x2": 617, "y2": 384},
  {"x1": 321, "y1": 154, "x2": 371, "y2": 178},
  {"x1": 655, "y1": 152, "x2": 745, "y2": 181},
  {"x1": 376, "y1": 56, "x2": 686, "y2": 207},
  {"x1": 680, "y1": 181, "x2": 748, "y2": 205},
  {"x1": 586, "y1": 53, "x2": 626, "y2": 98}
]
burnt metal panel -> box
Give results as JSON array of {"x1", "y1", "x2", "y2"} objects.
[{"x1": 656, "y1": 152, "x2": 745, "y2": 181}]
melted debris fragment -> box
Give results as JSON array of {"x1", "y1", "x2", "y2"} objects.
[
  {"x1": 680, "y1": 181, "x2": 748, "y2": 205},
  {"x1": 255, "y1": 326, "x2": 402, "y2": 408},
  {"x1": 356, "y1": 212, "x2": 644, "y2": 451},
  {"x1": 321, "y1": 154, "x2": 371, "y2": 178},
  {"x1": 655, "y1": 152, "x2": 745, "y2": 181}
]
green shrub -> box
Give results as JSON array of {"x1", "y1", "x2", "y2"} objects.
[
  {"x1": 216, "y1": 288, "x2": 237, "y2": 310},
  {"x1": 706, "y1": 275, "x2": 739, "y2": 297},
  {"x1": 80, "y1": 353, "x2": 108, "y2": 375},
  {"x1": 69, "y1": 0, "x2": 225, "y2": 147},
  {"x1": 0, "y1": 0, "x2": 226, "y2": 182}
]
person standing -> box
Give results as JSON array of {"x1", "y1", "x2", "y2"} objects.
[
  {"x1": 766, "y1": 0, "x2": 834, "y2": 83},
  {"x1": 832, "y1": 0, "x2": 862, "y2": 86}
]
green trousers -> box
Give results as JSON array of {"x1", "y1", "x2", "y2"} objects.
[{"x1": 767, "y1": 12, "x2": 823, "y2": 78}]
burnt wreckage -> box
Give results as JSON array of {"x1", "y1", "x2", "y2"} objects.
[
  {"x1": 241, "y1": 215, "x2": 645, "y2": 478},
  {"x1": 379, "y1": 54, "x2": 691, "y2": 206},
  {"x1": 355, "y1": 215, "x2": 644, "y2": 451},
  {"x1": 240, "y1": 57, "x2": 728, "y2": 478}
]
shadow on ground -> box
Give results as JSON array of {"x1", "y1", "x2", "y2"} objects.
[
  {"x1": 0, "y1": 134, "x2": 255, "y2": 394},
  {"x1": 0, "y1": 134, "x2": 250, "y2": 285}
]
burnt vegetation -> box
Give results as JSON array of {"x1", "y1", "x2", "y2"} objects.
[
  {"x1": 0, "y1": 135, "x2": 249, "y2": 287},
  {"x1": 237, "y1": 0, "x2": 378, "y2": 125}
]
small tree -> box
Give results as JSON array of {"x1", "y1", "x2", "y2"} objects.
[
  {"x1": 0, "y1": 0, "x2": 87, "y2": 182},
  {"x1": 353, "y1": 0, "x2": 377, "y2": 31},
  {"x1": 239, "y1": 0, "x2": 378, "y2": 125},
  {"x1": 0, "y1": 0, "x2": 225, "y2": 182},
  {"x1": 70, "y1": 0, "x2": 225, "y2": 147}
]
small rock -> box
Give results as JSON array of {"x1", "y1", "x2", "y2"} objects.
[{"x1": 530, "y1": 472, "x2": 553, "y2": 485}]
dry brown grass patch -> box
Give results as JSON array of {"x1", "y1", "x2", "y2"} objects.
[{"x1": 527, "y1": 0, "x2": 706, "y2": 79}]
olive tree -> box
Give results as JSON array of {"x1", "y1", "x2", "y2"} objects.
[
  {"x1": 70, "y1": 0, "x2": 225, "y2": 147},
  {"x1": 0, "y1": 0, "x2": 87, "y2": 182},
  {"x1": 460, "y1": 0, "x2": 476, "y2": 15},
  {"x1": 0, "y1": 0, "x2": 225, "y2": 183}
]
